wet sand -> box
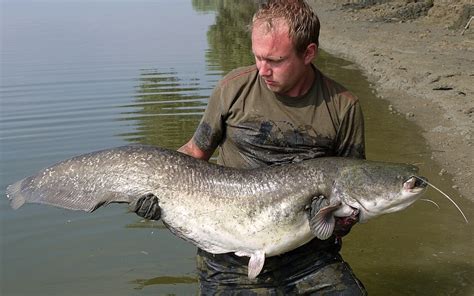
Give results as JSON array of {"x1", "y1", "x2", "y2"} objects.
[{"x1": 310, "y1": 0, "x2": 474, "y2": 201}]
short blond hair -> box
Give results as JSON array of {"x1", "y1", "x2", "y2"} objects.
[{"x1": 252, "y1": 0, "x2": 320, "y2": 53}]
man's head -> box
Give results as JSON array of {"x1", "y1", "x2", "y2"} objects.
[
  {"x1": 251, "y1": 0, "x2": 320, "y2": 96},
  {"x1": 252, "y1": 0, "x2": 320, "y2": 53}
]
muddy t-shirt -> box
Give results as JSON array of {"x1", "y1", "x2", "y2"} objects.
[{"x1": 193, "y1": 64, "x2": 365, "y2": 168}]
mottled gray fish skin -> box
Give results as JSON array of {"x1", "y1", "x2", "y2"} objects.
[{"x1": 5, "y1": 144, "x2": 427, "y2": 279}]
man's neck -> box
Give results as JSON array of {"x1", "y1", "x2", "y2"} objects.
[{"x1": 283, "y1": 65, "x2": 316, "y2": 98}]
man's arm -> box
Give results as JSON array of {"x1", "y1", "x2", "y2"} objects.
[{"x1": 178, "y1": 138, "x2": 214, "y2": 160}]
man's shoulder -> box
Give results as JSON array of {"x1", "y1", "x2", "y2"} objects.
[
  {"x1": 220, "y1": 65, "x2": 258, "y2": 88},
  {"x1": 316, "y1": 68, "x2": 358, "y2": 105}
]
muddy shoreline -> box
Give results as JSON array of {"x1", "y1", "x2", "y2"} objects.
[{"x1": 310, "y1": 0, "x2": 474, "y2": 201}]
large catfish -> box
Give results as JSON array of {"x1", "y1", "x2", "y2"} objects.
[{"x1": 5, "y1": 145, "x2": 427, "y2": 279}]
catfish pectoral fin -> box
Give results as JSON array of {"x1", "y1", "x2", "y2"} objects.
[
  {"x1": 247, "y1": 250, "x2": 265, "y2": 279},
  {"x1": 310, "y1": 203, "x2": 342, "y2": 240}
]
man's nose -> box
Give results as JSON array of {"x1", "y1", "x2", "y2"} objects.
[{"x1": 258, "y1": 61, "x2": 272, "y2": 77}]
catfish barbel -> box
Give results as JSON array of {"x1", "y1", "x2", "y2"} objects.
[{"x1": 6, "y1": 144, "x2": 428, "y2": 279}]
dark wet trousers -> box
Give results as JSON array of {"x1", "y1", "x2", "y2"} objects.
[{"x1": 196, "y1": 237, "x2": 367, "y2": 295}]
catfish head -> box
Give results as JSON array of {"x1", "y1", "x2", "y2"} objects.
[{"x1": 310, "y1": 161, "x2": 428, "y2": 240}]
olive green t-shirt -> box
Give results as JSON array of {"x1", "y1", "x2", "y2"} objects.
[{"x1": 193, "y1": 64, "x2": 365, "y2": 168}]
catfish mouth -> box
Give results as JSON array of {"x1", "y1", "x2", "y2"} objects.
[{"x1": 403, "y1": 176, "x2": 428, "y2": 194}]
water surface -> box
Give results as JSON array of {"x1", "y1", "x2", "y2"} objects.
[{"x1": 1, "y1": 0, "x2": 473, "y2": 295}]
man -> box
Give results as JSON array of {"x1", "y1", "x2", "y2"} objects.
[{"x1": 135, "y1": 0, "x2": 367, "y2": 294}]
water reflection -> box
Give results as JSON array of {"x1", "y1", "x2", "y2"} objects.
[
  {"x1": 120, "y1": 0, "x2": 259, "y2": 148},
  {"x1": 132, "y1": 275, "x2": 197, "y2": 290},
  {"x1": 126, "y1": 220, "x2": 168, "y2": 230},
  {"x1": 192, "y1": 0, "x2": 220, "y2": 13},
  {"x1": 118, "y1": 69, "x2": 209, "y2": 148},
  {"x1": 203, "y1": 0, "x2": 257, "y2": 72}
]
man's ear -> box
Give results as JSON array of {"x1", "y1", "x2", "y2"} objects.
[{"x1": 304, "y1": 43, "x2": 318, "y2": 64}]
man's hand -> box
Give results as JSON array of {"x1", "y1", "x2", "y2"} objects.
[
  {"x1": 130, "y1": 193, "x2": 161, "y2": 220},
  {"x1": 333, "y1": 214, "x2": 359, "y2": 238},
  {"x1": 308, "y1": 195, "x2": 359, "y2": 238}
]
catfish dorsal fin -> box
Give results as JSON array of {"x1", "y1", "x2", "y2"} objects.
[
  {"x1": 310, "y1": 202, "x2": 342, "y2": 240},
  {"x1": 247, "y1": 250, "x2": 265, "y2": 279}
]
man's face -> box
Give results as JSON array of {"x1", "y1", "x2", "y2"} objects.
[{"x1": 251, "y1": 20, "x2": 313, "y2": 97}]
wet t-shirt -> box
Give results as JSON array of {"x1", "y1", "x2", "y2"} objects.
[{"x1": 193, "y1": 64, "x2": 365, "y2": 168}]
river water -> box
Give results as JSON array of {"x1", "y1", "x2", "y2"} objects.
[{"x1": 1, "y1": 0, "x2": 473, "y2": 295}]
